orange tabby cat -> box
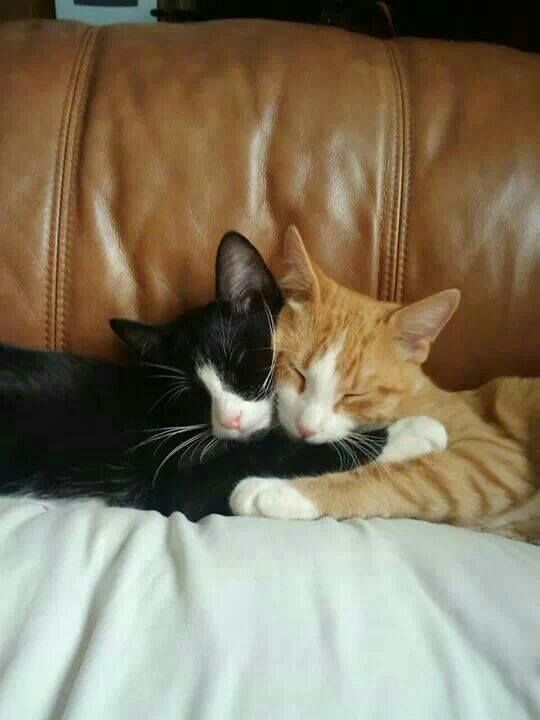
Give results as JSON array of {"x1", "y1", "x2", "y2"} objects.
[{"x1": 231, "y1": 227, "x2": 540, "y2": 544}]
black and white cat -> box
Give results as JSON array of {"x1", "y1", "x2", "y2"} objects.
[{"x1": 0, "y1": 232, "x2": 388, "y2": 519}]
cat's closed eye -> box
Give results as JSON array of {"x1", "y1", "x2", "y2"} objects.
[
  {"x1": 340, "y1": 392, "x2": 372, "y2": 407},
  {"x1": 291, "y1": 365, "x2": 306, "y2": 391}
]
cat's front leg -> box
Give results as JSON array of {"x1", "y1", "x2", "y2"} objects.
[
  {"x1": 378, "y1": 416, "x2": 447, "y2": 462},
  {"x1": 230, "y1": 416, "x2": 447, "y2": 520}
]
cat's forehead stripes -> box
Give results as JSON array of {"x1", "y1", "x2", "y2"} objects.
[
  {"x1": 283, "y1": 308, "x2": 352, "y2": 368},
  {"x1": 301, "y1": 334, "x2": 341, "y2": 370},
  {"x1": 278, "y1": 286, "x2": 396, "y2": 391}
]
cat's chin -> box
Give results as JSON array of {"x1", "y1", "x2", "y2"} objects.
[
  {"x1": 298, "y1": 433, "x2": 349, "y2": 445},
  {"x1": 212, "y1": 420, "x2": 270, "y2": 442},
  {"x1": 281, "y1": 426, "x2": 352, "y2": 445},
  {"x1": 281, "y1": 421, "x2": 385, "y2": 445},
  {"x1": 277, "y1": 409, "x2": 360, "y2": 445},
  {"x1": 353, "y1": 421, "x2": 388, "y2": 433}
]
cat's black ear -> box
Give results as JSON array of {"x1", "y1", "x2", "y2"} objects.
[
  {"x1": 216, "y1": 231, "x2": 283, "y2": 312},
  {"x1": 109, "y1": 318, "x2": 162, "y2": 356}
]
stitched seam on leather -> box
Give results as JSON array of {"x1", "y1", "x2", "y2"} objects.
[
  {"x1": 379, "y1": 41, "x2": 393, "y2": 301},
  {"x1": 45, "y1": 120, "x2": 61, "y2": 348},
  {"x1": 55, "y1": 27, "x2": 99, "y2": 351},
  {"x1": 380, "y1": 41, "x2": 401, "y2": 303},
  {"x1": 44, "y1": 32, "x2": 88, "y2": 349},
  {"x1": 389, "y1": 42, "x2": 411, "y2": 304},
  {"x1": 386, "y1": 41, "x2": 409, "y2": 303},
  {"x1": 375, "y1": 43, "x2": 390, "y2": 301}
]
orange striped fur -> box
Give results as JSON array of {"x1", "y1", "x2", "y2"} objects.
[{"x1": 273, "y1": 227, "x2": 540, "y2": 544}]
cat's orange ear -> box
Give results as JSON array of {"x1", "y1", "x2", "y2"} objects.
[
  {"x1": 280, "y1": 226, "x2": 320, "y2": 302},
  {"x1": 389, "y1": 289, "x2": 461, "y2": 363}
]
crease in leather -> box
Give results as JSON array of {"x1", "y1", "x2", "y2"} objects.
[
  {"x1": 263, "y1": 61, "x2": 305, "y2": 247},
  {"x1": 261, "y1": 70, "x2": 286, "y2": 235},
  {"x1": 45, "y1": 24, "x2": 99, "y2": 350},
  {"x1": 379, "y1": 40, "x2": 410, "y2": 303}
]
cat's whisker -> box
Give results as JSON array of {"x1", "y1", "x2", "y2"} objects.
[
  {"x1": 150, "y1": 422, "x2": 211, "y2": 457},
  {"x1": 147, "y1": 388, "x2": 176, "y2": 417},
  {"x1": 331, "y1": 441, "x2": 345, "y2": 472},
  {"x1": 361, "y1": 438, "x2": 387, "y2": 466},
  {"x1": 350, "y1": 436, "x2": 384, "y2": 477},
  {"x1": 147, "y1": 381, "x2": 191, "y2": 416},
  {"x1": 129, "y1": 431, "x2": 178, "y2": 456},
  {"x1": 255, "y1": 380, "x2": 275, "y2": 402},
  {"x1": 138, "y1": 423, "x2": 207, "y2": 434},
  {"x1": 152, "y1": 427, "x2": 192, "y2": 458},
  {"x1": 153, "y1": 428, "x2": 210, "y2": 486},
  {"x1": 169, "y1": 387, "x2": 190, "y2": 402},
  {"x1": 164, "y1": 384, "x2": 191, "y2": 410},
  {"x1": 339, "y1": 438, "x2": 359, "y2": 468},
  {"x1": 340, "y1": 440, "x2": 353, "y2": 469},
  {"x1": 199, "y1": 435, "x2": 220, "y2": 463},
  {"x1": 148, "y1": 427, "x2": 204, "y2": 446},
  {"x1": 209, "y1": 435, "x2": 221, "y2": 457},
  {"x1": 349, "y1": 431, "x2": 380, "y2": 452},
  {"x1": 227, "y1": 311, "x2": 242, "y2": 356},
  {"x1": 233, "y1": 345, "x2": 246, "y2": 364},
  {"x1": 349, "y1": 434, "x2": 382, "y2": 465},
  {"x1": 349, "y1": 433, "x2": 393, "y2": 484},
  {"x1": 346, "y1": 434, "x2": 385, "y2": 477},
  {"x1": 255, "y1": 300, "x2": 277, "y2": 401},
  {"x1": 217, "y1": 304, "x2": 232, "y2": 358},
  {"x1": 127, "y1": 423, "x2": 207, "y2": 455},
  {"x1": 178, "y1": 429, "x2": 213, "y2": 465},
  {"x1": 340, "y1": 438, "x2": 358, "y2": 469},
  {"x1": 141, "y1": 362, "x2": 188, "y2": 378},
  {"x1": 189, "y1": 430, "x2": 214, "y2": 462},
  {"x1": 226, "y1": 306, "x2": 233, "y2": 353},
  {"x1": 149, "y1": 374, "x2": 190, "y2": 382}
]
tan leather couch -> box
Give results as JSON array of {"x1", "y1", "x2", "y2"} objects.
[{"x1": 1, "y1": 20, "x2": 539, "y2": 391}]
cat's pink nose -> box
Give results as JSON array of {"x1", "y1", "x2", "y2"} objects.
[
  {"x1": 298, "y1": 423, "x2": 317, "y2": 438},
  {"x1": 221, "y1": 412, "x2": 242, "y2": 430}
]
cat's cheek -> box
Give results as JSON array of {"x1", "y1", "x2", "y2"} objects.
[
  {"x1": 305, "y1": 413, "x2": 358, "y2": 444},
  {"x1": 242, "y1": 398, "x2": 274, "y2": 435},
  {"x1": 276, "y1": 382, "x2": 302, "y2": 438}
]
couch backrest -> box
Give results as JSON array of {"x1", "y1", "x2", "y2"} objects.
[{"x1": 1, "y1": 19, "x2": 539, "y2": 389}]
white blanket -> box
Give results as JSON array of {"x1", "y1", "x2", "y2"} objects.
[{"x1": 0, "y1": 495, "x2": 539, "y2": 720}]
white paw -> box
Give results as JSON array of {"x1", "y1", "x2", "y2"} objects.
[
  {"x1": 380, "y1": 416, "x2": 447, "y2": 463},
  {"x1": 229, "y1": 477, "x2": 274, "y2": 516},
  {"x1": 230, "y1": 477, "x2": 320, "y2": 520}
]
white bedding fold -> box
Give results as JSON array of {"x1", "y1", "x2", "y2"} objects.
[{"x1": 0, "y1": 496, "x2": 539, "y2": 720}]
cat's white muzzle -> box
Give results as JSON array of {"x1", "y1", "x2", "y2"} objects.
[
  {"x1": 198, "y1": 363, "x2": 273, "y2": 440},
  {"x1": 277, "y1": 382, "x2": 356, "y2": 444},
  {"x1": 212, "y1": 397, "x2": 273, "y2": 440}
]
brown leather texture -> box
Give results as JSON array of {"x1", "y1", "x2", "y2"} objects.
[{"x1": 0, "y1": 19, "x2": 539, "y2": 389}]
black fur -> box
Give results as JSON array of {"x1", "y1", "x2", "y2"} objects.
[{"x1": 0, "y1": 232, "x2": 387, "y2": 519}]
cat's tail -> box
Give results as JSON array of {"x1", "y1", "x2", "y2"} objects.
[{"x1": 0, "y1": 455, "x2": 148, "y2": 509}]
